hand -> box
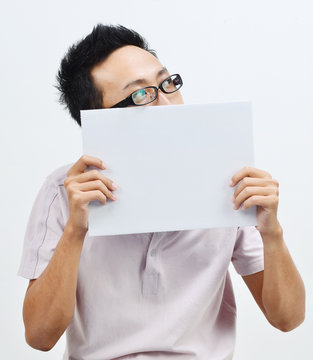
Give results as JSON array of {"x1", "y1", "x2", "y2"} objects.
[
  {"x1": 64, "y1": 155, "x2": 118, "y2": 233},
  {"x1": 230, "y1": 166, "x2": 281, "y2": 237}
]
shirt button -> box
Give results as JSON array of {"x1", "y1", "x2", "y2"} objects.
[{"x1": 150, "y1": 249, "x2": 157, "y2": 256}]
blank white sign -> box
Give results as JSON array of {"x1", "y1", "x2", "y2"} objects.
[{"x1": 81, "y1": 102, "x2": 256, "y2": 236}]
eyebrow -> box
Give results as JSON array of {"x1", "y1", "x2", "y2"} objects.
[{"x1": 122, "y1": 66, "x2": 169, "y2": 91}]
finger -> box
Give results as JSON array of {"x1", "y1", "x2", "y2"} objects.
[
  {"x1": 230, "y1": 166, "x2": 272, "y2": 187},
  {"x1": 241, "y1": 194, "x2": 278, "y2": 210},
  {"x1": 233, "y1": 178, "x2": 279, "y2": 199},
  {"x1": 233, "y1": 186, "x2": 277, "y2": 210},
  {"x1": 78, "y1": 180, "x2": 117, "y2": 201},
  {"x1": 72, "y1": 169, "x2": 118, "y2": 191},
  {"x1": 67, "y1": 155, "x2": 106, "y2": 177},
  {"x1": 80, "y1": 190, "x2": 107, "y2": 205}
]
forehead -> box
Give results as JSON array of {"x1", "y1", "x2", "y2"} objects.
[{"x1": 90, "y1": 45, "x2": 163, "y2": 91}]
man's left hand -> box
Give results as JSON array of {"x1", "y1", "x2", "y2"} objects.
[{"x1": 230, "y1": 166, "x2": 281, "y2": 238}]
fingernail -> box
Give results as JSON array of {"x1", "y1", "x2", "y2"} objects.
[
  {"x1": 101, "y1": 162, "x2": 106, "y2": 169},
  {"x1": 233, "y1": 204, "x2": 237, "y2": 210},
  {"x1": 112, "y1": 194, "x2": 117, "y2": 200},
  {"x1": 232, "y1": 196, "x2": 235, "y2": 203},
  {"x1": 112, "y1": 182, "x2": 118, "y2": 190},
  {"x1": 229, "y1": 180, "x2": 234, "y2": 187}
]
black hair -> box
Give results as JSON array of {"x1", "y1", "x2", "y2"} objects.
[{"x1": 56, "y1": 24, "x2": 157, "y2": 126}]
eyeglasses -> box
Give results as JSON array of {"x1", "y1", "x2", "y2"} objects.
[{"x1": 110, "y1": 74, "x2": 183, "y2": 108}]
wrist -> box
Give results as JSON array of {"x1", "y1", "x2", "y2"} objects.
[
  {"x1": 65, "y1": 219, "x2": 88, "y2": 241},
  {"x1": 261, "y1": 223, "x2": 284, "y2": 250},
  {"x1": 259, "y1": 219, "x2": 283, "y2": 239}
]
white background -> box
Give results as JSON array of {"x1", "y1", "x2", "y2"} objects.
[{"x1": 1, "y1": 0, "x2": 312, "y2": 358}]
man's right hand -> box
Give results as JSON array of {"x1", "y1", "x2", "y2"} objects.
[
  {"x1": 23, "y1": 155, "x2": 117, "y2": 350},
  {"x1": 64, "y1": 154, "x2": 118, "y2": 232}
]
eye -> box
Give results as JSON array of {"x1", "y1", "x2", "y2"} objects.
[
  {"x1": 173, "y1": 76, "x2": 180, "y2": 86},
  {"x1": 132, "y1": 88, "x2": 147, "y2": 101},
  {"x1": 163, "y1": 78, "x2": 173, "y2": 89},
  {"x1": 132, "y1": 88, "x2": 151, "y2": 105}
]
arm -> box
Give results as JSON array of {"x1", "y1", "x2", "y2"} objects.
[
  {"x1": 230, "y1": 166, "x2": 305, "y2": 332},
  {"x1": 23, "y1": 221, "x2": 86, "y2": 351},
  {"x1": 242, "y1": 226, "x2": 305, "y2": 332},
  {"x1": 22, "y1": 155, "x2": 118, "y2": 351}
]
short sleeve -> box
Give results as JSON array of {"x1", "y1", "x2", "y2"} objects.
[
  {"x1": 17, "y1": 176, "x2": 65, "y2": 279},
  {"x1": 231, "y1": 225, "x2": 264, "y2": 276}
]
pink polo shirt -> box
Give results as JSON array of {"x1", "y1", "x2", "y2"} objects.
[{"x1": 18, "y1": 163, "x2": 264, "y2": 360}]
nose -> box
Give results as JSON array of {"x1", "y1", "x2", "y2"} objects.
[{"x1": 154, "y1": 89, "x2": 172, "y2": 105}]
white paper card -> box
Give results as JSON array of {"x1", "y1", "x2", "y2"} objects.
[{"x1": 81, "y1": 102, "x2": 256, "y2": 236}]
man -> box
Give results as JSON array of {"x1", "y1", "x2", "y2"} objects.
[{"x1": 18, "y1": 24, "x2": 305, "y2": 359}]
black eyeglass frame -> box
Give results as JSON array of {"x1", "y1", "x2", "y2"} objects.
[{"x1": 110, "y1": 74, "x2": 183, "y2": 108}]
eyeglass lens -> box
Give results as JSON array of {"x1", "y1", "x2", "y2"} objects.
[
  {"x1": 162, "y1": 74, "x2": 182, "y2": 93},
  {"x1": 132, "y1": 88, "x2": 156, "y2": 105},
  {"x1": 131, "y1": 74, "x2": 182, "y2": 105}
]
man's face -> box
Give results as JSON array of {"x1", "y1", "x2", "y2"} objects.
[{"x1": 90, "y1": 45, "x2": 184, "y2": 108}]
